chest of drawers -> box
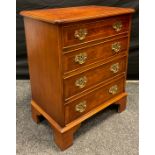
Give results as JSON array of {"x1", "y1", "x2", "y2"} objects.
[{"x1": 20, "y1": 5, "x2": 135, "y2": 150}]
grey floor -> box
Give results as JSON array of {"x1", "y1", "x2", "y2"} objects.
[{"x1": 16, "y1": 80, "x2": 139, "y2": 155}]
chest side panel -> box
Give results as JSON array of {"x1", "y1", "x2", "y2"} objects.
[{"x1": 24, "y1": 18, "x2": 64, "y2": 126}]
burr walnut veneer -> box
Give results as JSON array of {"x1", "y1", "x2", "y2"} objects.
[{"x1": 20, "y1": 6, "x2": 135, "y2": 150}]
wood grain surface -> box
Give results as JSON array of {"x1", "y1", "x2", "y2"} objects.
[
  {"x1": 21, "y1": 5, "x2": 134, "y2": 150},
  {"x1": 63, "y1": 36, "x2": 128, "y2": 73},
  {"x1": 62, "y1": 15, "x2": 130, "y2": 47},
  {"x1": 20, "y1": 5, "x2": 135, "y2": 24},
  {"x1": 65, "y1": 75, "x2": 125, "y2": 123},
  {"x1": 64, "y1": 56, "x2": 126, "y2": 99},
  {"x1": 24, "y1": 18, "x2": 65, "y2": 126}
]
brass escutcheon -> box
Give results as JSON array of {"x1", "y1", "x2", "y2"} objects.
[
  {"x1": 74, "y1": 28, "x2": 88, "y2": 41},
  {"x1": 110, "y1": 63, "x2": 119, "y2": 73},
  {"x1": 112, "y1": 42, "x2": 121, "y2": 53},
  {"x1": 75, "y1": 101, "x2": 87, "y2": 113},
  {"x1": 109, "y1": 85, "x2": 118, "y2": 95},
  {"x1": 75, "y1": 76, "x2": 87, "y2": 89},
  {"x1": 113, "y1": 21, "x2": 122, "y2": 32},
  {"x1": 75, "y1": 52, "x2": 87, "y2": 64}
]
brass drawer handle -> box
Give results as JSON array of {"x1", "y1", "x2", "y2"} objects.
[
  {"x1": 110, "y1": 63, "x2": 119, "y2": 73},
  {"x1": 74, "y1": 28, "x2": 88, "y2": 41},
  {"x1": 112, "y1": 42, "x2": 121, "y2": 53},
  {"x1": 75, "y1": 52, "x2": 87, "y2": 64},
  {"x1": 75, "y1": 76, "x2": 87, "y2": 89},
  {"x1": 75, "y1": 101, "x2": 87, "y2": 113},
  {"x1": 109, "y1": 85, "x2": 118, "y2": 95},
  {"x1": 113, "y1": 21, "x2": 122, "y2": 32}
]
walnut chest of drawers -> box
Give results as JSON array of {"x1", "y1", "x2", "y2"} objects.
[{"x1": 20, "y1": 5, "x2": 135, "y2": 150}]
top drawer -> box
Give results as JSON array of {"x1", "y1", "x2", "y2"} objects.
[{"x1": 62, "y1": 15, "x2": 130, "y2": 47}]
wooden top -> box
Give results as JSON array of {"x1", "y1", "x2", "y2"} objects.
[{"x1": 20, "y1": 5, "x2": 135, "y2": 24}]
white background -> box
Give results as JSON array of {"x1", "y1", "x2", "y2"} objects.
[{"x1": 0, "y1": 0, "x2": 155, "y2": 154}]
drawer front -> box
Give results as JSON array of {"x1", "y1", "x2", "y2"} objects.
[
  {"x1": 65, "y1": 76, "x2": 125, "y2": 124},
  {"x1": 64, "y1": 56, "x2": 126, "y2": 99},
  {"x1": 62, "y1": 15, "x2": 130, "y2": 47},
  {"x1": 63, "y1": 36, "x2": 128, "y2": 73}
]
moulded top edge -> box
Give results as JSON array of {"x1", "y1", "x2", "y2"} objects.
[{"x1": 20, "y1": 5, "x2": 135, "y2": 24}]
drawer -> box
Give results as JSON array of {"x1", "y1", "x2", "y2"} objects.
[
  {"x1": 62, "y1": 15, "x2": 130, "y2": 47},
  {"x1": 65, "y1": 75, "x2": 125, "y2": 124},
  {"x1": 63, "y1": 36, "x2": 128, "y2": 73},
  {"x1": 64, "y1": 56, "x2": 126, "y2": 99}
]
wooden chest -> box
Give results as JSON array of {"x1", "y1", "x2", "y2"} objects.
[{"x1": 20, "y1": 5, "x2": 135, "y2": 150}]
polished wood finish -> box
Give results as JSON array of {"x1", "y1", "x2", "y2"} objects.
[
  {"x1": 20, "y1": 5, "x2": 134, "y2": 24},
  {"x1": 63, "y1": 36, "x2": 128, "y2": 72},
  {"x1": 62, "y1": 15, "x2": 130, "y2": 47},
  {"x1": 23, "y1": 18, "x2": 65, "y2": 126},
  {"x1": 53, "y1": 124, "x2": 81, "y2": 150},
  {"x1": 64, "y1": 56, "x2": 126, "y2": 99},
  {"x1": 31, "y1": 104, "x2": 42, "y2": 124},
  {"x1": 65, "y1": 75, "x2": 125, "y2": 123},
  {"x1": 115, "y1": 96, "x2": 127, "y2": 113},
  {"x1": 31, "y1": 92, "x2": 127, "y2": 150},
  {"x1": 20, "y1": 5, "x2": 134, "y2": 150}
]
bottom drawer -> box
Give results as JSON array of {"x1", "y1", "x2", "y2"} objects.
[{"x1": 65, "y1": 75, "x2": 125, "y2": 124}]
